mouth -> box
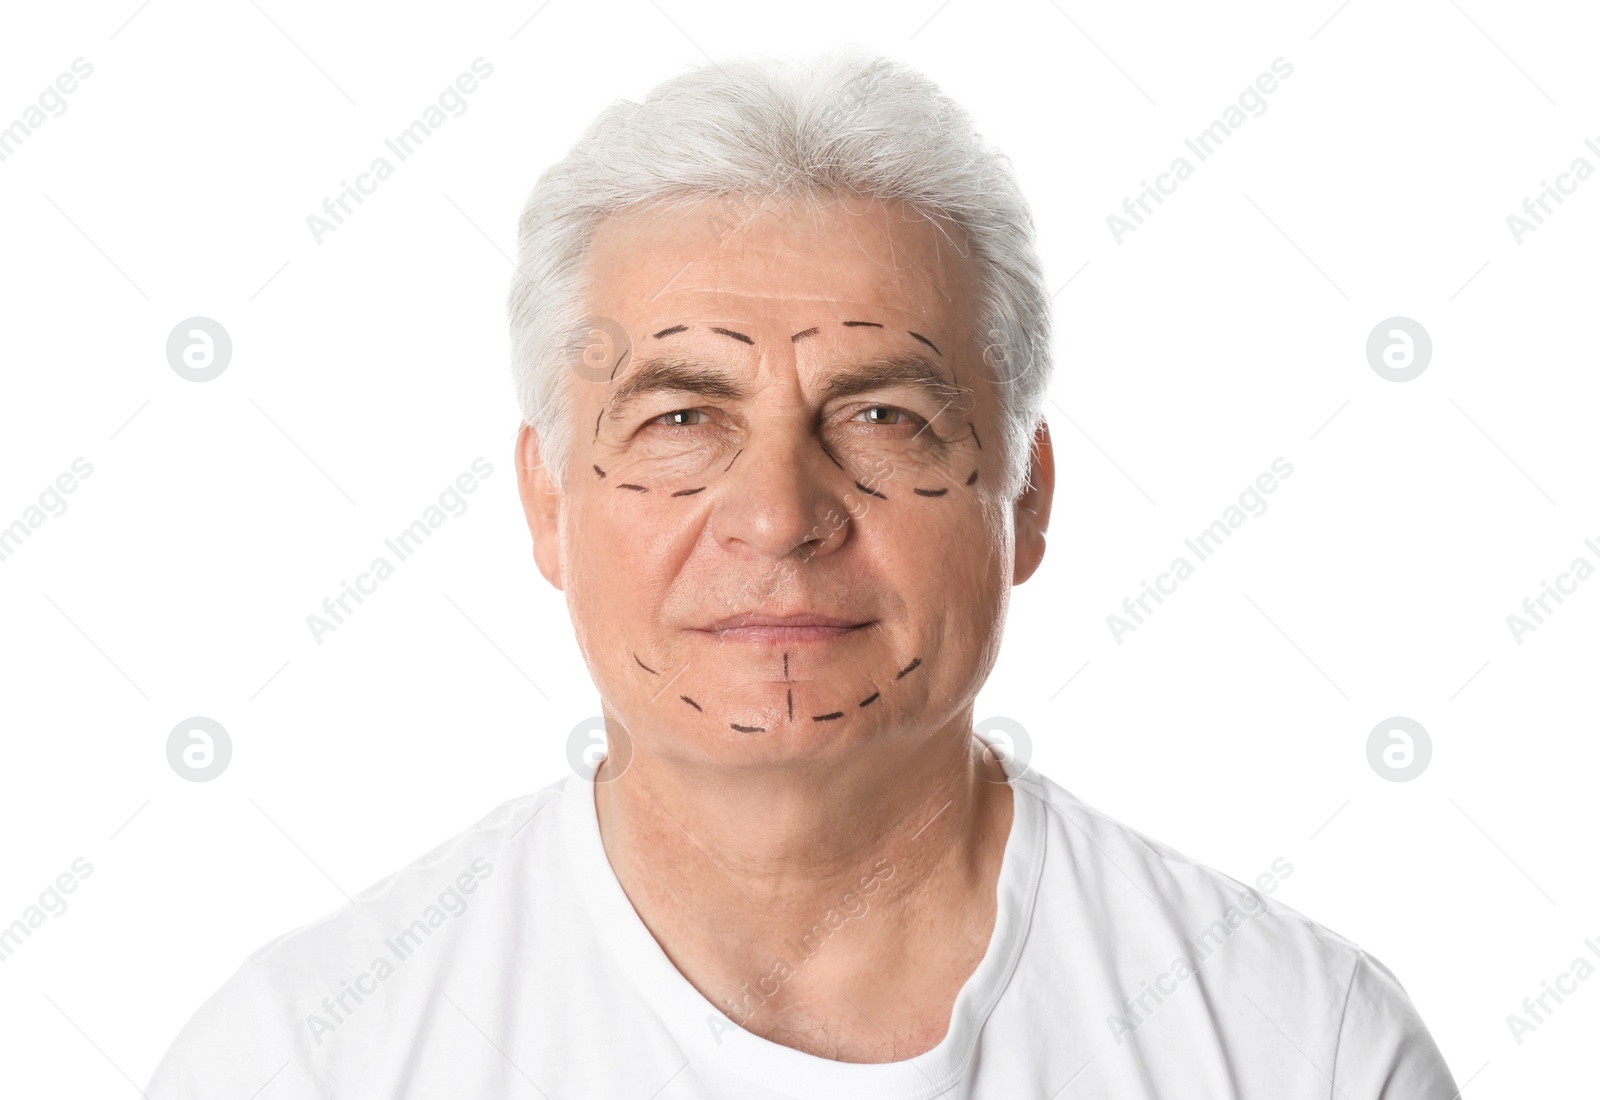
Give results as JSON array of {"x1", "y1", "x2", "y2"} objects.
[{"x1": 699, "y1": 611, "x2": 874, "y2": 647}]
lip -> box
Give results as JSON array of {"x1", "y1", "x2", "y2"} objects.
[{"x1": 700, "y1": 611, "x2": 873, "y2": 646}]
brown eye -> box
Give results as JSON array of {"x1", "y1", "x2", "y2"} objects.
[
  {"x1": 858, "y1": 406, "x2": 906, "y2": 425},
  {"x1": 652, "y1": 409, "x2": 704, "y2": 427}
]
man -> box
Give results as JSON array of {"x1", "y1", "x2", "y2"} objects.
[{"x1": 148, "y1": 52, "x2": 1457, "y2": 1098}]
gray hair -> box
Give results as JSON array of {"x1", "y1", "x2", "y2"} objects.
[{"x1": 506, "y1": 51, "x2": 1051, "y2": 502}]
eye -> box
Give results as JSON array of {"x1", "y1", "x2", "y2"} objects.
[
  {"x1": 855, "y1": 405, "x2": 911, "y2": 426},
  {"x1": 649, "y1": 408, "x2": 705, "y2": 428}
]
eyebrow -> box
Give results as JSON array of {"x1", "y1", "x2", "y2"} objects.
[{"x1": 603, "y1": 352, "x2": 971, "y2": 421}]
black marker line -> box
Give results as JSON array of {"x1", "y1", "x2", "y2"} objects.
[
  {"x1": 841, "y1": 320, "x2": 883, "y2": 328},
  {"x1": 593, "y1": 464, "x2": 607, "y2": 478},
  {"x1": 896, "y1": 657, "x2": 922, "y2": 679},
  {"x1": 791, "y1": 327, "x2": 820, "y2": 342},
  {"x1": 858, "y1": 691, "x2": 880, "y2": 707},
  {"x1": 610, "y1": 348, "x2": 628, "y2": 382},
  {"x1": 969, "y1": 423, "x2": 983, "y2": 450},
  {"x1": 725, "y1": 448, "x2": 743, "y2": 472},
  {"x1": 783, "y1": 652, "x2": 789, "y2": 681},
  {"x1": 634, "y1": 654, "x2": 658, "y2": 675},
  {"x1": 710, "y1": 326, "x2": 754, "y2": 345},
  {"x1": 913, "y1": 487, "x2": 948, "y2": 497},
  {"x1": 908, "y1": 331, "x2": 941, "y2": 355},
  {"x1": 731, "y1": 723, "x2": 765, "y2": 733},
  {"x1": 819, "y1": 442, "x2": 845, "y2": 471},
  {"x1": 680, "y1": 695, "x2": 702, "y2": 712},
  {"x1": 965, "y1": 469, "x2": 978, "y2": 486},
  {"x1": 812, "y1": 711, "x2": 844, "y2": 722},
  {"x1": 594, "y1": 408, "x2": 603, "y2": 440},
  {"x1": 854, "y1": 481, "x2": 887, "y2": 500},
  {"x1": 671, "y1": 486, "x2": 706, "y2": 497},
  {"x1": 652, "y1": 324, "x2": 687, "y2": 339},
  {"x1": 617, "y1": 483, "x2": 648, "y2": 492},
  {"x1": 787, "y1": 688, "x2": 794, "y2": 720}
]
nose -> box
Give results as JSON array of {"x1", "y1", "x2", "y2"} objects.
[{"x1": 709, "y1": 424, "x2": 852, "y2": 563}]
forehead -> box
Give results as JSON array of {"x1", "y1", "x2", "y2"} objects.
[{"x1": 581, "y1": 193, "x2": 979, "y2": 337}]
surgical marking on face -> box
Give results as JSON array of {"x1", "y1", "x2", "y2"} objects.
[
  {"x1": 841, "y1": 320, "x2": 883, "y2": 328},
  {"x1": 593, "y1": 464, "x2": 607, "y2": 478},
  {"x1": 594, "y1": 409, "x2": 603, "y2": 440},
  {"x1": 913, "y1": 487, "x2": 947, "y2": 497},
  {"x1": 617, "y1": 483, "x2": 648, "y2": 492},
  {"x1": 787, "y1": 688, "x2": 794, "y2": 719},
  {"x1": 652, "y1": 324, "x2": 688, "y2": 339},
  {"x1": 731, "y1": 723, "x2": 766, "y2": 733},
  {"x1": 725, "y1": 448, "x2": 743, "y2": 472},
  {"x1": 634, "y1": 653, "x2": 658, "y2": 675},
  {"x1": 812, "y1": 711, "x2": 844, "y2": 722},
  {"x1": 858, "y1": 691, "x2": 880, "y2": 707},
  {"x1": 671, "y1": 486, "x2": 707, "y2": 497},
  {"x1": 969, "y1": 422, "x2": 983, "y2": 450},
  {"x1": 965, "y1": 469, "x2": 978, "y2": 486},
  {"x1": 819, "y1": 442, "x2": 845, "y2": 471},
  {"x1": 896, "y1": 657, "x2": 922, "y2": 679},
  {"x1": 711, "y1": 326, "x2": 754, "y2": 345},
  {"x1": 791, "y1": 326, "x2": 820, "y2": 342},
  {"x1": 907, "y1": 331, "x2": 941, "y2": 356},
  {"x1": 680, "y1": 695, "x2": 702, "y2": 712},
  {"x1": 854, "y1": 481, "x2": 887, "y2": 500}
]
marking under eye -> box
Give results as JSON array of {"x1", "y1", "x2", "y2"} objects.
[
  {"x1": 634, "y1": 654, "x2": 657, "y2": 674},
  {"x1": 671, "y1": 486, "x2": 706, "y2": 497},
  {"x1": 593, "y1": 464, "x2": 607, "y2": 478},
  {"x1": 680, "y1": 695, "x2": 702, "y2": 711},
  {"x1": 812, "y1": 711, "x2": 844, "y2": 722},
  {"x1": 819, "y1": 443, "x2": 845, "y2": 471},
  {"x1": 725, "y1": 449, "x2": 743, "y2": 472},
  {"x1": 908, "y1": 331, "x2": 941, "y2": 355},
  {"x1": 913, "y1": 487, "x2": 948, "y2": 497},
  {"x1": 969, "y1": 423, "x2": 983, "y2": 450},
  {"x1": 617, "y1": 483, "x2": 648, "y2": 492},
  {"x1": 731, "y1": 723, "x2": 766, "y2": 733},
  {"x1": 711, "y1": 326, "x2": 753, "y2": 345},
  {"x1": 965, "y1": 469, "x2": 978, "y2": 486},
  {"x1": 896, "y1": 656, "x2": 922, "y2": 679},
  {"x1": 652, "y1": 325, "x2": 687, "y2": 339},
  {"x1": 854, "y1": 481, "x2": 887, "y2": 500}
]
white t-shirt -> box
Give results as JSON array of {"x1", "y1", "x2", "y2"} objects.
[{"x1": 146, "y1": 750, "x2": 1459, "y2": 1099}]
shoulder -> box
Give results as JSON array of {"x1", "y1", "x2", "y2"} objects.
[{"x1": 144, "y1": 780, "x2": 569, "y2": 1099}]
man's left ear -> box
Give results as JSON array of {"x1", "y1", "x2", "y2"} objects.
[{"x1": 1013, "y1": 420, "x2": 1054, "y2": 585}]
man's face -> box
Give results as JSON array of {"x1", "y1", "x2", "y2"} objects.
[{"x1": 518, "y1": 193, "x2": 1050, "y2": 770}]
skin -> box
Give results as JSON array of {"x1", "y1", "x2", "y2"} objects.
[{"x1": 516, "y1": 191, "x2": 1054, "y2": 1062}]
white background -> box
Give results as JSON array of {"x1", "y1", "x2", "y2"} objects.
[{"x1": 1, "y1": 0, "x2": 1596, "y2": 1094}]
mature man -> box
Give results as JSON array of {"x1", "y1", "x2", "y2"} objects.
[{"x1": 148, "y1": 53, "x2": 1457, "y2": 1098}]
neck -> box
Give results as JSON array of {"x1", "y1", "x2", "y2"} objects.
[{"x1": 591, "y1": 712, "x2": 1014, "y2": 1048}]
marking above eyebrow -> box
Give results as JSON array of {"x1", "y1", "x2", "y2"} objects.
[
  {"x1": 854, "y1": 481, "x2": 887, "y2": 500},
  {"x1": 842, "y1": 320, "x2": 883, "y2": 328},
  {"x1": 791, "y1": 327, "x2": 820, "y2": 342},
  {"x1": 671, "y1": 486, "x2": 706, "y2": 497},
  {"x1": 652, "y1": 324, "x2": 688, "y2": 339},
  {"x1": 913, "y1": 487, "x2": 947, "y2": 497},
  {"x1": 907, "y1": 331, "x2": 941, "y2": 355},
  {"x1": 710, "y1": 326, "x2": 754, "y2": 345}
]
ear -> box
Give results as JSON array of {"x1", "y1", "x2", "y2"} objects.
[
  {"x1": 515, "y1": 423, "x2": 564, "y2": 590},
  {"x1": 1012, "y1": 419, "x2": 1054, "y2": 585}
]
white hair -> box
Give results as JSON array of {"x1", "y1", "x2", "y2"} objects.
[{"x1": 507, "y1": 51, "x2": 1052, "y2": 502}]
